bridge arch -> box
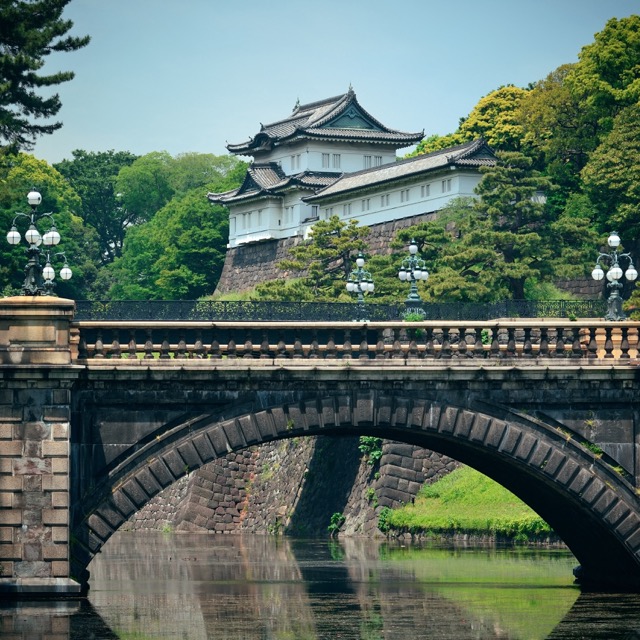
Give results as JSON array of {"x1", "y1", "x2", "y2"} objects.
[{"x1": 70, "y1": 389, "x2": 640, "y2": 591}]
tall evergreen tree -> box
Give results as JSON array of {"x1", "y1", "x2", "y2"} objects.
[{"x1": 0, "y1": 0, "x2": 90, "y2": 151}]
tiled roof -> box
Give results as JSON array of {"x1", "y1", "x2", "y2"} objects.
[
  {"x1": 227, "y1": 89, "x2": 423, "y2": 154},
  {"x1": 304, "y1": 139, "x2": 496, "y2": 202},
  {"x1": 207, "y1": 164, "x2": 341, "y2": 205}
]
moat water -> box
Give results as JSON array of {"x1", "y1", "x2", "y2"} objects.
[{"x1": 2, "y1": 531, "x2": 640, "y2": 639}]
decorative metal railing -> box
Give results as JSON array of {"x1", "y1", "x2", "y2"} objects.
[
  {"x1": 73, "y1": 299, "x2": 608, "y2": 322},
  {"x1": 71, "y1": 320, "x2": 640, "y2": 363}
]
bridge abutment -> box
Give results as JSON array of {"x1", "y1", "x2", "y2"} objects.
[{"x1": 0, "y1": 297, "x2": 81, "y2": 596}]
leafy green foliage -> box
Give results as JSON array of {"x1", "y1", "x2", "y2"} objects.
[
  {"x1": 381, "y1": 466, "x2": 552, "y2": 540},
  {"x1": 581, "y1": 103, "x2": 640, "y2": 255},
  {"x1": 327, "y1": 512, "x2": 345, "y2": 537},
  {"x1": 358, "y1": 437, "x2": 383, "y2": 466},
  {"x1": 458, "y1": 85, "x2": 529, "y2": 151},
  {"x1": 0, "y1": 0, "x2": 90, "y2": 152},
  {"x1": 94, "y1": 152, "x2": 245, "y2": 300},
  {"x1": 254, "y1": 215, "x2": 369, "y2": 301},
  {"x1": 55, "y1": 150, "x2": 139, "y2": 263},
  {"x1": 102, "y1": 190, "x2": 229, "y2": 300},
  {"x1": 0, "y1": 153, "x2": 100, "y2": 298}
]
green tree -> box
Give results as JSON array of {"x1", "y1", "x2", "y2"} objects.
[
  {"x1": 519, "y1": 64, "x2": 600, "y2": 198},
  {"x1": 55, "y1": 149, "x2": 138, "y2": 264},
  {"x1": 104, "y1": 190, "x2": 229, "y2": 300},
  {"x1": 114, "y1": 151, "x2": 175, "y2": 226},
  {"x1": 458, "y1": 85, "x2": 529, "y2": 151},
  {"x1": 581, "y1": 103, "x2": 640, "y2": 254},
  {"x1": 254, "y1": 216, "x2": 369, "y2": 301},
  {"x1": 401, "y1": 154, "x2": 555, "y2": 303},
  {"x1": 0, "y1": 153, "x2": 100, "y2": 298},
  {"x1": 568, "y1": 16, "x2": 640, "y2": 124},
  {"x1": 0, "y1": 0, "x2": 90, "y2": 152},
  {"x1": 99, "y1": 156, "x2": 245, "y2": 300}
]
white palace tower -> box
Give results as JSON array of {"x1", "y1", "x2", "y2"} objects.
[{"x1": 208, "y1": 88, "x2": 496, "y2": 248}]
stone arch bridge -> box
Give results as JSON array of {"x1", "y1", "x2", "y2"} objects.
[{"x1": 1, "y1": 297, "x2": 640, "y2": 596}]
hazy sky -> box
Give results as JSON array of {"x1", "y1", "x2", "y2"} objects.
[{"x1": 33, "y1": 0, "x2": 638, "y2": 164}]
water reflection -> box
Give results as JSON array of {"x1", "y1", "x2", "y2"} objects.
[{"x1": 2, "y1": 533, "x2": 640, "y2": 639}]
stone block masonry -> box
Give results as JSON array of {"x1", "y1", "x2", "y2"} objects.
[
  {"x1": 0, "y1": 296, "x2": 81, "y2": 596},
  {"x1": 125, "y1": 436, "x2": 458, "y2": 536}
]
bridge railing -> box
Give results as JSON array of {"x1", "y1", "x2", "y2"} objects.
[
  {"x1": 73, "y1": 299, "x2": 607, "y2": 322},
  {"x1": 71, "y1": 320, "x2": 640, "y2": 364}
]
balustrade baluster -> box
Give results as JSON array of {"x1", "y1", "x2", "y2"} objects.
[
  {"x1": 143, "y1": 329, "x2": 154, "y2": 359},
  {"x1": 473, "y1": 327, "x2": 484, "y2": 359},
  {"x1": 571, "y1": 327, "x2": 583, "y2": 359},
  {"x1": 539, "y1": 328, "x2": 549, "y2": 357},
  {"x1": 425, "y1": 327, "x2": 435, "y2": 359},
  {"x1": 392, "y1": 328, "x2": 403, "y2": 359},
  {"x1": 127, "y1": 330, "x2": 137, "y2": 359},
  {"x1": 506, "y1": 327, "x2": 516, "y2": 358},
  {"x1": 308, "y1": 330, "x2": 319, "y2": 359},
  {"x1": 455, "y1": 327, "x2": 467, "y2": 359},
  {"x1": 375, "y1": 328, "x2": 386, "y2": 359},
  {"x1": 440, "y1": 327, "x2": 452, "y2": 359},
  {"x1": 341, "y1": 330, "x2": 352, "y2": 360},
  {"x1": 293, "y1": 333, "x2": 304, "y2": 359},
  {"x1": 94, "y1": 331, "x2": 105, "y2": 359},
  {"x1": 227, "y1": 330, "x2": 237, "y2": 359},
  {"x1": 554, "y1": 328, "x2": 566, "y2": 358},
  {"x1": 490, "y1": 327, "x2": 500, "y2": 359},
  {"x1": 359, "y1": 328, "x2": 369, "y2": 360},
  {"x1": 110, "y1": 331, "x2": 121, "y2": 359},
  {"x1": 176, "y1": 332, "x2": 188, "y2": 359},
  {"x1": 194, "y1": 330, "x2": 206, "y2": 359},
  {"x1": 604, "y1": 327, "x2": 614, "y2": 359},
  {"x1": 78, "y1": 333, "x2": 88, "y2": 359},
  {"x1": 160, "y1": 332, "x2": 171, "y2": 359},
  {"x1": 522, "y1": 327, "x2": 533, "y2": 359},
  {"x1": 587, "y1": 327, "x2": 598, "y2": 359},
  {"x1": 209, "y1": 331, "x2": 221, "y2": 359},
  {"x1": 326, "y1": 332, "x2": 337, "y2": 359},
  {"x1": 620, "y1": 327, "x2": 630, "y2": 359},
  {"x1": 260, "y1": 332, "x2": 270, "y2": 359},
  {"x1": 276, "y1": 332, "x2": 288, "y2": 358},
  {"x1": 243, "y1": 330, "x2": 254, "y2": 359}
]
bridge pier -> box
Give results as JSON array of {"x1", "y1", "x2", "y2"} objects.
[{"x1": 0, "y1": 297, "x2": 81, "y2": 596}]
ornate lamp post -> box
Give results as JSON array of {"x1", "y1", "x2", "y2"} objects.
[
  {"x1": 398, "y1": 238, "x2": 429, "y2": 313},
  {"x1": 346, "y1": 252, "x2": 374, "y2": 322},
  {"x1": 591, "y1": 231, "x2": 637, "y2": 321},
  {"x1": 6, "y1": 190, "x2": 72, "y2": 295}
]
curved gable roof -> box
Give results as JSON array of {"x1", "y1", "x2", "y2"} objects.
[
  {"x1": 303, "y1": 139, "x2": 496, "y2": 202},
  {"x1": 227, "y1": 89, "x2": 423, "y2": 155}
]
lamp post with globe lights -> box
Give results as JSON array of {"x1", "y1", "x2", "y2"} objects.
[
  {"x1": 6, "y1": 190, "x2": 72, "y2": 296},
  {"x1": 346, "y1": 252, "x2": 374, "y2": 322},
  {"x1": 591, "y1": 231, "x2": 637, "y2": 321},
  {"x1": 398, "y1": 238, "x2": 429, "y2": 314}
]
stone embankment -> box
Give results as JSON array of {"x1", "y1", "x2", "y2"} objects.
[{"x1": 124, "y1": 438, "x2": 459, "y2": 536}]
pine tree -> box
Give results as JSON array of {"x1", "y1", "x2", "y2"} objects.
[{"x1": 0, "y1": 0, "x2": 90, "y2": 151}]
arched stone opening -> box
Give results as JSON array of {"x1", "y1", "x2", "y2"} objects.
[{"x1": 70, "y1": 391, "x2": 640, "y2": 591}]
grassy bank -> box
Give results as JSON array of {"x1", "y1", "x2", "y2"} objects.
[{"x1": 379, "y1": 466, "x2": 554, "y2": 542}]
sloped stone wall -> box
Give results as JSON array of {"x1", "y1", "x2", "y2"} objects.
[
  {"x1": 215, "y1": 213, "x2": 437, "y2": 295},
  {"x1": 125, "y1": 437, "x2": 459, "y2": 537}
]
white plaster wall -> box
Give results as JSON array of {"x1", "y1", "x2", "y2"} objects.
[
  {"x1": 261, "y1": 141, "x2": 398, "y2": 175},
  {"x1": 228, "y1": 170, "x2": 482, "y2": 247}
]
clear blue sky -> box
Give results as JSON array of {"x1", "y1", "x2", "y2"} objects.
[{"x1": 33, "y1": 0, "x2": 638, "y2": 164}]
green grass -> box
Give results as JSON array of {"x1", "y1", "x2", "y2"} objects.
[{"x1": 383, "y1": 466, "x2": 553, "y2": 540}]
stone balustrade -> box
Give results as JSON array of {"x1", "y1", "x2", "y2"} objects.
[{"x1": 72, "y1": 320, "x2": 640, "y2": 363}]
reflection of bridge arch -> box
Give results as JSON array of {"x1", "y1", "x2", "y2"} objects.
[{"x1": 72, "y1": 386, "x2": 640, "y2": 590}]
